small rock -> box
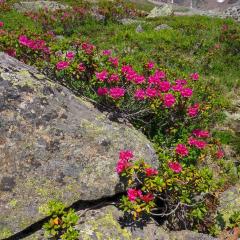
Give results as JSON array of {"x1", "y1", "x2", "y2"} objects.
[
  {"x1": 146, "y1": 4, "x2": 173, "y2": 19},
  {"x1": 136, "y1": 24, "x2": 144, "y2": 33},
  {"x1": 154, "y1": 24, "x2": 172, "y2": 31}
]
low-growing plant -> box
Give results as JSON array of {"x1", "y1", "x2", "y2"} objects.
[{"x1": 39, "y1": 200, "x2": 79, "y2": 240}]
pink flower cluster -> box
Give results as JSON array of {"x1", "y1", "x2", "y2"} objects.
[
  {"x1": 127, "y1": 188, "x2": 154, "y2": 203},
  {"x1": 175, "y1": 144, "x2": 189, "y2": 157},
  {"x1": 216, "y1": 149, "x2": 224, "y2": 159},
  {"x1": 188, "y1": 129, "x2": 209, "y2": 150},
  {"x1": 0, "y1": 21, "x2": 4, "y2": 28},
  {"x1": 56, "y1": 61, "x2": 69, "y2": 70},
  {"x1": 82, "y1": 42, "x2": 95, "y2": 55},
  {"x1": 187, "y1": 103, "x2": 199, "y2": 118},
  {"x1": 97, "y1": 86, "x2": 125, "y2": 100},
  {"x1": 168, "y1": 161, "x2": 182, "y2": 173},
  {"x1": 116, "y1": 150, "x2": 133, "y2": 174},
  {"x1": 18, "y1": 35, "x2": 50, "y2": 53},
  {"x1": 145, "y1": 168, "x2": 158, "y2": 177}
]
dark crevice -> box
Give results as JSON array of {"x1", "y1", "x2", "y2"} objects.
[{"x1": 3, "y1": 192, "x2": 123, "y2": 240}]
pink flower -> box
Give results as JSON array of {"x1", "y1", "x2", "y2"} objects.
[
  {"x1": 5, "y1": 48, "x2": 16, "y2": 57},
  {"x1": 134, "y1": 89, "x2": 145, "y2": 100},
  {"x1": 146, "y1": 61, "x2": 155, "y2": 70},
  {"x1": 192, "y1": 129, "x2": 210, "y2": 138},
  {"x1": 121, "y1": 65, "x2": 133, "y2": 74},
  {"x1": 119, "y1": 150, "x2": 133, "y2": 161},
  {"x1": 97, "y1": 87, "x2": 108, "y2": 96},
  {"x1": 109, "y1": 57, "x2": 119, "y2": 67},
  {"x1": 56, "y1": 61, "x2": 69, "y2": 70},
  {"x1": 140, "y1": 193, "x2": 154, "y2": 203},
  {"x1": 19, "y1": 35, "x2": 29, "y2": 46},
  {"x1": 146, "y1": 168, "x2": 158, "y2": 177},
  {"x1": 116, "y1": 150, "x2": 133, "y2": 174},
  {"x1": 188, "y1": 137, "x2": 207, "y2": 149},
  {"x1": 190, "y1": 72, "x2": 199, "y2": 81},
  {"x1": 108, "y1": 74, "x2": 119, "y2": 83},
  {"x1": 159, "y1": 81, "x2": 171, "y2": 92},
  {"x1": 82, "y1": 42, "x2": 95, "y2": 54},
  {"x1": 168, "y1": 162, "x2": 182, "y2": 173},
  {"x1": 134, "y1": 75, "x2": 145, "y2": 84},
  {"x1": 148, "y1": 70, "x2": 165, "y2": 85},
  {"x1": 155, "y1": 70, "x2": 166, "y2": 79},
  {"x1": 163, "y1": 93, "x2": 176, "y2": 108},
  {"x1": 188, "y1": 136, "x2": 197, "y2": 146},
  {"x1": 0, "y1": 21, "x2": 4, "y2": 28},
  {"x1": 127, "y1": 188, "x2": 142, "y2": 202},
  {"x1": 175, "y1": 79, "x2": 187, "y2": 85},
  {"x1": 146, "y1": 87, "x2": 157, "y2": 98},
  {"x1": 194, "y1": 140, "x2": 207, "y2": 149},
  {"x1": 175, "y1": 144, "x2": 189, "y2": 157},
  {"x1": 66, "y1": 51, "x2": 75, "y2": 60},
  {"x1": 109, "y1": 87, "x2": 125, "y2": 99},
  {"x1": 187, "y1": 103, "x2": 199, "y2": 118},
  {"x1": 102, "y1": 49, "x2": 112, "y2": 56},
  {"x1": 181, "y1": 88, "x2": 193, "y2": 98},
  {"x1": 172, "y1": 84, "x2": 183, "y2": 92},
  {"x1": 216, "y1": 149, "x2": 224, "y2": 159},
  {"x1": 96, "y1": 70, "x2": 108, "y2": 81},
  {"x1": 78, "y1": 63, "x2": 86, "y2": 72}
]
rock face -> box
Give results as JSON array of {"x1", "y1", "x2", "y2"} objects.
[
  {"x1": 0, "y1": 52, "x2": 157, "y2": 239},
  {"x1": 224, "y1": 5, "x2": 240, "y2": 22},
  {"x1": 23, "y1": 206, "x2": 217, "y2": 240},
  {"x1": 146, "y1": 4, "x2": 173, "y2": 18},
  {"x1": 217, "y1": 184, "x2": 240, "y2": 227},
  {"x1": 13, "y1": 1, "x2": 69, "y2": 12}
]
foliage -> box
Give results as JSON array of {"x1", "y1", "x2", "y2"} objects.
[{"x1": 39, "y1": 200, "x2": 79, "y2": 240}]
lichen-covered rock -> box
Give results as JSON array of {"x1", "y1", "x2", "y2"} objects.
[
  {"x1": 146, "y1": 4, "x2": 173, "y2": 19},
  {"x1": 217, "y1": 184, "x2": 240, "y2": 227},
  {"x1": 0, "y1": 52, "x2": 157, "y2": 238},
  {"x1": 23, "y1": 206, "x2": 216, "y2": 240},
  {"x1": 13, "y1": 1, "x2": 69, "y2": 12}
]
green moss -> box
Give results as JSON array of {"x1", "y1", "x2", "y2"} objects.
[{"x1": 0, "y1": 228, "x2": 13, "y2": 239}]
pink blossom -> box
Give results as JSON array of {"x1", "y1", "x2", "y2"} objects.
[
  {"x1": 109, "y1": 57, "x2": 119, "y2": 67},
  {"x1": 82, "y1": 42, "x2": 95, "y2": 54},
  {"x1": 102, "y1": 49, "x2": 112, "y2": 56},
  {"x1": 5, "y1": 49, "x2": 16, "y2": 57},
  {"x1": 96, "y1": 70, "x2": 108, "y2": 81},
  {"x1": 146, "y1": 168, "x2": 158, "y2": 177},
  {"x1": 181, "y1": 88, "x2": 193, "y2": 98},
  {"x1": 190, "y1": 72, "x2": 199, "y2": 81},
  {"x1": 108, "y1": 74, "x2": 119, "y2": 83},
  {"x1": 121, "y1": 65, "x2": 133, "y2": 74},
  {"x1": 175, "y1": 79, "x2": 187, "y2": 85},
  {"x1": 56, "y1": 61, "x2": 69, "y2": 70},
  {"x1": 0, "y1": 21, "x2": 4, "y2": 28},
  {"x1": 19, "y1": 35, "x2": 29, "y2": 46},
  {"x1": 119, "y1": 150, "x2": 133, "y2": 161},
  {"x1": 146, "y1": 61, "x2": 155, "y2": 70},
  {"x1": 134, "y1": 75, "x2": 145, "y2": 84},
  {"x1": 140, "y1": 193, "x2": 154, "y2": 203},
  {"x1": 168, "y1": 162, "x2": 182, "y2": 173},
  {"x1": 192, "y1": 129, "x2": 210, "y2": 138},
  {"x1": 66, "y1": 51, "x2": 75, "y2": 60},
  {"x1": 155, "y1": 70, "x2": 166, "y2": 79},
  {"x1": 159, "y1": 81, "x2": 171, "y2": 92},
  {"x1": 78, "y1": 63, "x2": 86, "y2": 72},
  {"x1": 188, "y1": 137, "x2": 197, "y2": 146},
  {"x1": 187, "y1": 103, "x2": 199, "y2": 118},
  {"x1": 97, "y1": 87, "x2": 108, "y2": 96},
  {"x1": 127, "y1": 188, "x2": 142, "y2": 202},
  {"x1": 163, "y1": 93, "x2": 176, "y2": 108},
  {"x1": 176, "y1": 144, "x2": 189, "y2": 157},
  {"x1": 194, "y1": 140, "x2": 207, "y2": 149},
  {"x1": 146, "y1": 87, "x2": 157, "y2": 98},
  {"x1": 109, "y1": 87, "x2": 125, "y2": 99},
  {"x1": 216, "y1": 149, "x2": 224, "y2": 159},
  {"x1": 172, "y1": 84, "x2": 183, "y2": 92},
  {"x1": 148, "y1": 70, "x2": 165, "y2": 85},
  {"x1": 134, "y1": 89, "x2": 145, "y2": 100}
]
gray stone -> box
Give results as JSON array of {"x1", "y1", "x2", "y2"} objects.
[
  {"x1": 154, "y1": 24, "x2": 172, "y2": 31},
  {"x1": 23, "y1": 206, "x2": 217, "y2": 240},
  {"x1": 217, "y1": 184, "x2": 240, "y2": 228},
  {"x1": 136, "y1": 24, "x2": 144, "y2": 33},
  {"x1": 0, "y1": 52, "x2": 157, "y2": 239},
  {"x1": 13, "y1": 1, "x2": 70, "y2": 12},
  {"x1": 119, "y1": 18, "x2": 145, "y2": 25},
  {"x1": 146, "y1": 4, "x2": 173, "y2": 19}
]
